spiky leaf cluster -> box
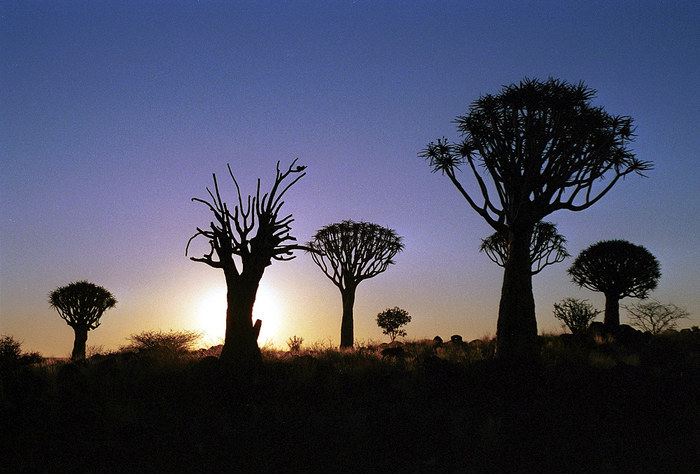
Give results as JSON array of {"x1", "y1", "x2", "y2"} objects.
[
  {"x1": 420, "y1": 78, "x2": 651, "y2": 232},
  {"x1": 568, "y1": 240, "x2": 661, "y2": 299},
  {"x1": 307, "y1": 220, "x2": 404, "y2": 289},
  {"x1": 48, "y1": 281, "x2": 117, "y2": 330},
  {"x1": 479, "y1": 221, "x2": 569, "y2": 274}
]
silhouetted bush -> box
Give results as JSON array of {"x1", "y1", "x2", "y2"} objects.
[
  {"x1": 123, "y1": 329, "x2": 202, "y2": 359},
  {"x1": 553, "y1": 297, "x2": 600, "y2": 334}
]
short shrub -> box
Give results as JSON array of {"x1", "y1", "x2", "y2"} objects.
[{"x1": 124, "y1": 329, "x2": 202, "y2": 359}]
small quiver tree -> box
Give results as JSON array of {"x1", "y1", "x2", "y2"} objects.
[
  {"x1": 49, "y1": 281, "x2": 117, "y2": 361},
  {"x1": 625, "y1": 300, "x2": 689, "y2": 335},
  {"x1": 568, "y1": 240, "x2": 661, "y2": 330},
  {"x1": 187, "y1": 160, "x2": 307, "y2": 369},
  {"x1": 307, "y1": 220, "x2": 404, "y2": 348},
  {"x1": 421, "y1": 78, "x2": 651, "y2": 361},
  {"x1": 376, "y1": 307, "x2": 412, "y2": 343},
  {"x1": 480, "y1": 221, "x2": 569, "y2": 275},
  {"x1": 553, "y1": 298, "x2": 600, "y2": 335}
]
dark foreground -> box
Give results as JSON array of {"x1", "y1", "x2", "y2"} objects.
[{"x1": 2, "y1": 333, "x2": 699, "y2": 473}]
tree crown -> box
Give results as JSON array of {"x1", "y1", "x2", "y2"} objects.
[
  {"x1": 568, "y1": 239, "x2": 661, "y2": 298},
  {"x1": 421, "y1": 77, "x2": 652, "y2": 232},
  {"x1": 479, "y1": 221, "x2": 569, "y2": 274},
  {"x1": 48, "y1": 281, "x2": 117, "y2": 330},
  {"x1": 187, "y1": 160, "x2": 307, "y2": 277},
  {"x1": 376, "y1": 307, "x2": 412, "y2": 342},
  {"x1": 307, "y1": 220, "x2": 404, "y2": 289}
]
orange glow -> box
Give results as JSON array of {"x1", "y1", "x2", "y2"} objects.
[{"x1": 194, "y1": 283, "x2": 283, "y2": 348}]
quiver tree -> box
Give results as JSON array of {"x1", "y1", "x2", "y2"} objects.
[
  {"x1": 421, "y1": 77, "x2": 652, "y2": 360},
  {"x1": 479, "y1": 221, "x2": 569, "y2": 275},
  {"x1": 48, "y1": 281, "x2": 117, "y2": 361},
  {"x1": 187, "y1": 160, "x2": 307, "y2": 368},
  {"x1": 307, "y1": 220, "x2": 404, "y2": 348},
  {"x1": 568, "y1": 240, "x2": 661, "y2": 329}
]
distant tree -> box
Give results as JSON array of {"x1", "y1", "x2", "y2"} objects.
[
  {"x1": 480, "y1": 221, "x2": 569, "y2": 275},
  {"x1": 48, "y1": 281, "x2": 117, "y2": 361},
  {"x1": 421, "y1": 78, "x2": 651, "y2": 360},
  {"x1": 568, "y1": 240, "x2": 661, "y2": 329},
  {"x1": 187, "y1": 160, "x2": 307, "y2": 369},
  {"x1": 553, "y1": 298, "x2": 600, "y2": 335},
  {"x1": 625, "y1": 300, "x2": 689, "y2": 334},
  {"x1": 308, "y1": 220, "x2": 404, "y2": 348},
  {"x1": 376, "y1": 307, "x2": 412, "y2": 343}
]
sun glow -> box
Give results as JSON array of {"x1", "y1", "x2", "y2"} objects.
[{"x1": 194, "y1": 284, "x2": 284, "y2": 348}]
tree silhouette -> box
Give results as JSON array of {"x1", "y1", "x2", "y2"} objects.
[
  {"x1": 625, "y1": 300, "x2": 689, "y2": 334},
  {"x1": 48, "y1": 281, "x2": 117, "y2": 361},
  {"x1": 376, "y1": 307, "x2": 412, "y2": 343},
  {"x1": 307, "y1": 220, "x2": 404, "y2": 348},
  {"x1": 553, "y1": 297, "x2": 600, "y2": 335},
  {"x1": 187, "y1": 160, "x2": 307, "y2": 368},
  {"x1": 479, "y1": 221, "x2": 569, "y2": 275},
  {"x1": 421, "y1": 77, "x2": 651, "y2": 360},
  {"x1": 568, "y1": 240, "x2": 661, "y2": 329}
]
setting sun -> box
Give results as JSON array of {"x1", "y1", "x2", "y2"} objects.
[{"x1": 195, "y1": 284, "x2": 283, "y2": 348}]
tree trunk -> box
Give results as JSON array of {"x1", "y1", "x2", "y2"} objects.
[
  {"x1": 219, "y1": 275, "x2": 263, "y2": 370},
  {"x1": 340, "y1": 286, "x2": 356, "y2": 349},
  {"x1": 71, "y1": 326, "x2": 88, "y2": 361},
  {"x1": 496, "y1": 228, "x2": 539, "y2": 361},
  {"x1": 603, "y1": 293, "x2": 621, "y2": 329}
]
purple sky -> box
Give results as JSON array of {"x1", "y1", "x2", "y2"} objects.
[{"x1": 2, "y1": 1, "x2": 698, "y2": 356}]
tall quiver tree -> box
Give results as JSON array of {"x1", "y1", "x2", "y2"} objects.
[
  {"x1": 307, "y1": 220, "x2": 404, "y2": 348},
  {"x1": 187, "y1": 160, "x2": 307, "y2": 369},
  {"x1": 421, "y1": 78, "x2": 652, "y2": 361},
  {"x1": 49, "y1": 281, "x2": 117, "y2": 361},
  {"x1": 568, "y1": 240, "x2": 661, "y2": 329}
]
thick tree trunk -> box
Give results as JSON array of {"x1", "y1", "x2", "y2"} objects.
[
  {"x1": 219, "y1": 276, "x2": 263, "y2": 369},
  {"x1": 603, "y1": 294, "x2": 621, "y2": 329},
  {"x1": 496, "y1": 228, "x2": 539, "y2": 361},
  {"x1": 340, "y1": 287, "x2": 356, "y2": 349},
  {"x1": 71, "y1": 326, "x2": 88, "y2": 361}
]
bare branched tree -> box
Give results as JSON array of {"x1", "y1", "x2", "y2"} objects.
[
  {"x1": 625, "y1": 300, "x2": 690, "y2": 334},
  {"x1": 479, "y1": 221, "x2": 569, "y2": 275},
  {"x1": 421, "y1": 78, "x2": 651, "y2": 360},
  {"x1": 307, "y1": 220, "x2": 404, "y2": 348},
  {"x1": 187, "y1": 160, "x2": 307, "y2": 368},
  {"x1": 48, "y1": 281, "x2": 117, "y2": 361}
]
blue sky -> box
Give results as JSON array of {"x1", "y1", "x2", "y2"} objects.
[{"x1": 1, "y1": 0, "x2": 698, "y2": 355}]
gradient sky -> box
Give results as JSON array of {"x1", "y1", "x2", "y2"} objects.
[{"x1": 2, "y1": 1, "x2": 698, "y2": 356}]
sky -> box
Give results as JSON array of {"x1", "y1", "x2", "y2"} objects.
[{"x1": 1, "y1": 0, "x2": 698, "y2": 356}]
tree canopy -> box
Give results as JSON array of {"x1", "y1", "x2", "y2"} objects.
[
  {"x1": 48, "y1": 281, "x2": 117, "y2": 331},
  {"x1": 421, "y1": 78, "x2": 652, "y2": 233},
  {"x1": 479, "y1": 221, "x2": 569, "y2": 274}
]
